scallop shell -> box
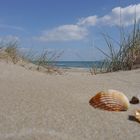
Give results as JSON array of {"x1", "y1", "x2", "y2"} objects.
[
  {"x1": 89, "y1": 89, "x2": 130, "y2": 111},
  {"x1": 135, "y1": 109, "x2": 140, "y2": 122}
]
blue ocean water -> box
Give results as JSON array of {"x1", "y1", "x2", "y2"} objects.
[{"x1": 53, "y1": 61, "x2": 103, "y2": 68}]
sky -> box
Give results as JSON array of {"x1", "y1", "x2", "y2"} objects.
[{"x1": 0, "y1": 0, "x2": 140, "y2": 61}]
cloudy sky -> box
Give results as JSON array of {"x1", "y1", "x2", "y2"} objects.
[{"x1": 0, "y1": 0, "x2": 140, "y2": 61}]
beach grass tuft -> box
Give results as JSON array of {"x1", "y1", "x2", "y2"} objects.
[
  {"x1": 97, "y1": 20, "x2": 140, "y2": 73},
  {"x1": 0, "y1": 41, "x2": 63, "y2": 74},
  {"x1": 0, "y1": 41, "x2": 21, "y2": 64},
  {"x1": 35, "y1": 50, "x2": 63, "y2": 74}
]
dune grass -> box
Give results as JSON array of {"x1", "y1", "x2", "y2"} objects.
[
  {"x1": 97, "y1": 20, "x2": 140, "y2": 73},
  {"x1": 0, "y1": 41, "x2": 63, "y2": 74},
  {"x1": 34, "y1": 50, "x2": 63, "y2": 74},
  {"x1": 0, "y1": 41, "x2": 21, "y2": 64}
]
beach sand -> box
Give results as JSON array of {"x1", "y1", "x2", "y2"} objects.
[{"x1": 0, "y1": 61, "x2": 140, "y2": 140}]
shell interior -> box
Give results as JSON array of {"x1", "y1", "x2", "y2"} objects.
[{"x1": 135, "y1": 110, "x2": 140, "y2": 122}]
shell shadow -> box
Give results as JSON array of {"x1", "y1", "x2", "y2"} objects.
[{"x1": 128, "y1": 115, "x2": 140, "y2": 123}]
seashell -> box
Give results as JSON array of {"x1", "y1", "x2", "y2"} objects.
[
  {"x1": 135, "y1": 109, "x2": 140, "y2": 122},
  {"x1": 130, "y1": 95, "x2": 140, "y2": 104},
  {"x1": 89, "y1": 89, "x2": 130, "y2": 111}
]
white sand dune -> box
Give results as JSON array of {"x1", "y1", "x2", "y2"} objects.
[{"x1": 0, "y1": 61, "x2": 140, "y2": 140}]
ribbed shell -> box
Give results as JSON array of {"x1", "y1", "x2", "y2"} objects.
[
  {"x1": 89, "y1": 89, "x2": 130, "y2": 111},
  {"x1": 135, "y1": 110, "x2": 140, "y2": 122}
]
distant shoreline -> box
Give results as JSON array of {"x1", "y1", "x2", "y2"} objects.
[{"x1": 41, "y1": 61, "x2": 103, "y2": 69}]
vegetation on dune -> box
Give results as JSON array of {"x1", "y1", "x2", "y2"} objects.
[
  {"x1": 0, "y1": 41, "x2": 63, "y2": 74},
  {"x1": 35, "y1": 49, "x2": 63, "y2": 74},
  {"x1": 97, "y1": 20, "x2": 140, "y2": 73},
  {"x1": 0, "y1": 41, "x2": 21, "y2": 64}
]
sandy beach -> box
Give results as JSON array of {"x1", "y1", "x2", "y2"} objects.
[{"x1": 0, "y1": 61, "x2": 140, "y2": 140}]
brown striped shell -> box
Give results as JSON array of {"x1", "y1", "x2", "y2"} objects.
[
  {"x1": 135, "y1": 109, "x2": 140, "y2": 122},
  {"x1": 89, "y1": 89, "x2": 130, "y2": 111}
]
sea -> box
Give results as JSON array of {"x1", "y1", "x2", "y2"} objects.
[{"x1": 52, "y1": 61, "x2": 103, "y2": 69}]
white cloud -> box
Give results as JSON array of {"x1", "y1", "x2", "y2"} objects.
[
  {"x1": 0, "y1": 24, "x2": 25, "y2": 31},
  {"x1": 38, "y1": 24, "x2": 88, "y2": 42},
  {"x1": 77, "y1": 16, "x2": 97, "y2": 26},
  {"x1": 0, "y1": 35, "x2": 20, "y2": 42},
  {"x1": 37, "y1": 3, "x2": 140, "y2": 42},
  {"x1": 78, "y1": 3, "x2": 140, "y2": 27},
  {"x1": 99, "y1": 4, "x2": 140, "y2": 26}
]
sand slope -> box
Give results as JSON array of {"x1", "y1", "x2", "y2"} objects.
[{"x1": 0, "y1": 61, "x2": 140, "y2": 140}]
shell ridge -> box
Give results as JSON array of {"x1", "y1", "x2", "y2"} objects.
[{"x1": 89, "y1": 90, "x2": 129, "y2": 111}]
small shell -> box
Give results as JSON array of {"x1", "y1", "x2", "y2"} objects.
[
  {"x1": 130, "y1": 96, "x2": 139, "y2": 104},
  {"x1": 135, "y1": 109, "x2": 140, "y2": 122},
  {"x1": 89, "y1": 89, "x2": 130, "y2": 111}
]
